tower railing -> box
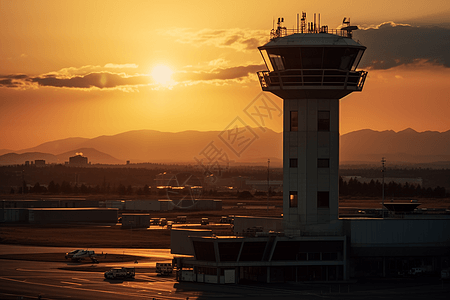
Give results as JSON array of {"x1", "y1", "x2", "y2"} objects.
[
  {"x1": 257, "y1": 69, "x2": 367, "y2": 90},
  {"x1": 270, "y1": 27, "x2": 353, "y2": 40}
]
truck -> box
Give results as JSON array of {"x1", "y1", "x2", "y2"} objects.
[
  {"x1": 156, "y1": 263, "x2": 173, "y2": 276},
  {"x1": 104, "y1": 267, "x2": 135, "y2": 279}
]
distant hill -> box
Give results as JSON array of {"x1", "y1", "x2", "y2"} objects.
[
  {"x1": 0, "y1": 149, "x2": 15, "y2": 156},
  {"x1": 0, "y1": 148, "x2": 122, "y2": 166},
  {"x1": 56, "y1": 148, "x2": 123, "y2": 165},
  {"x1": 340, "y1": 128, "x2": 450, "y2": 164},
  {"x1": 17, "y1": 137, "x2": 90, "y2": 155},
  {"x1": 2, "y1": 128, "x2": 449, "y2": 167},
  {"x1": 0, "y1": 152, "x2": 58, "y2": 165}
]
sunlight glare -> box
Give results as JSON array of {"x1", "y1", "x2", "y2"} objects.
[{"x1": 151, "y1": 65, "x2": 174, "y2": 85}]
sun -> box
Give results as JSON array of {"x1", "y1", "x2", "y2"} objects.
[{"x1": 151, "y1": 64, "x2": 174, "y2": 85}]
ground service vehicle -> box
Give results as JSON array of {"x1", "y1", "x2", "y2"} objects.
[
  {"x1": 104, "y1": 267, "x2": 135, "y2": 279},
  {"x1": 156, "y1": 263, "x2": 173, "y2": 276},
  {"x1": 65, "y1": 249, "x2": 83, "y2": 259},
  {"x1": 65, "y1": 249, "x2": 98, "y2": 262}
]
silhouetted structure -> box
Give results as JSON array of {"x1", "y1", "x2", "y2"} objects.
[
  {"x1": 69, "y1": 154, "x2": 88, "y2": 166},
  {"x1": 171, "y1": 13, "x2": 450, "y2": 284}
]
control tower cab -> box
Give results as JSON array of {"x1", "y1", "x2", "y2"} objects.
[{"x1": 257, "y1": 14, "x2": 367, "y2": 234}]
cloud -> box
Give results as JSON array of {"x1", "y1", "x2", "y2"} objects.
[
  {"x1": 162, "y1": 28, "x2": 268, "y2": 52},
  {"x1": 0, "y1": 63, "x2": 265, "y2": 89},
  {"x1": 174, "y1": 64, "x2": 264, "y2": 83},
  {"x1": 355, "y1": 22, "x2": 450, "y2": 69},
  {"x1": 104, "y1": 63, "x2": 139, "y2": 69},
  {"x1": 31, "y1": 72, "x2": 150, "y2": 89}
]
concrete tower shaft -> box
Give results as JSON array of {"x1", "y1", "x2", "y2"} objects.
[{"x1": 257, "y1": 20, "x2": 367, "y2": 233}]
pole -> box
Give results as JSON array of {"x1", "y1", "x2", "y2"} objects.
[
  {"x1": 267, "y1": 159, "x2": 270, "y2": 212},
  {"x1": 381, "y1": 157, "x2": 386, "y2": 218}
]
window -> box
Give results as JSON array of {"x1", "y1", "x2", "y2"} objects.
[
  {"x1": 290, "y1": 158, "x2": 298, "y2": 168},
  {"x1": 318, "y1": 110, "x2": 330, "y2": 131},
  {"x1": 269, "y1": 54, "x2": 285, "y2": 71},
  {"x1": 317, "y1": 158, "x2": 329, "y2": 168},
  {"x1": 317, "y1": 191, "x2": 329, "y2": 208},
  {"x1": 290, "y1": 111, "x2": 298, "y2": 131},
  {"x1": 289, "y1": 191, "x2": 298, "y2": 207}
]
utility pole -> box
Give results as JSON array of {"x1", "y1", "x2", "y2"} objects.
[
  {"x1": 381, "y1": 157, "x2": 386, "y2": 218},
  {"x1": 267, "y1": 159, "x2": 270, "y2": 212}
]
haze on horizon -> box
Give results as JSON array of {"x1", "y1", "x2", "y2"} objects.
[{"x1": 1, "y1": 0, "x2": 450, "y2": 151}]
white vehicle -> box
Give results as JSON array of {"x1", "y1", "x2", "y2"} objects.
[
  {"x1": 65, "y1": 249, "x2": 97, "y2": 262},
  {"x1": 409, "y1": 267, "x2": 425, "y2": 276},
  {"x1": 156, "y1": 263, "x2": 173, "y2": 276},
  {"x1": 104, "y1": 267, "x2": 135, "y2": 279},
  {"x1": 65, "y1": 249, "x2": 83, "y2": 260}
]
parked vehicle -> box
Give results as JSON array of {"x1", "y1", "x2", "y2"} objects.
[
  {"x1": 65, "y1": 249, "x2": 83, "y2": 260},
  {"x1": 156, "y1": 263, "x2": 173, "y2": 276},
  {"x1": 65, "y1": 249, "x2": 98, "y2": 263},
  {"x1": 409, "y1": 267, "x2": 425, "y2": 276},
  {"x1": 176, "y1": 216, "x2": 187, "y2": 223},
  {"x1": 201, "y1": 217, "x2": 209, "y2": 225},
  {"x1": 167, "y1": 221, "x2": 173, "y2": 229},
  {"x1": 219, "y1": 215, "x2": 234, "y2": 224},
  {"x1": 159, "y1": 218, "x2": 167, "y2": 226},
  {"x1": 104, "y1": 267, "x2": 135, "y2": 279}
]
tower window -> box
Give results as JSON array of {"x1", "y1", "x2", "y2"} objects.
[
  {"x1": 317, "y1": 191, "x2": 329, "y2": 208},
  {"x1": 289, "y1": 191, "x2": 298, "y2": 207},
  {"x1": 318, "y1": 111, "x2": 330, "y2": 131},
  {"x1": 290, "y1": 158, "x2": 298, "y2": 168},
  {"x1": 290, "y1": 111, "x2": 298, "y2": 131},
  {"x1": 269, "y1": 54, "x2": 285, "y2": 71},
  {"x1": 318, "y1": 158, "x2": 329, "y2": 168}
]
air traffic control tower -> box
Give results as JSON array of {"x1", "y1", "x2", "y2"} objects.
[{"x1": 257, "y1": 14, "x2": 367, "y2": 234}]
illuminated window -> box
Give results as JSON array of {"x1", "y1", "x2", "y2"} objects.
[
  {"x1": 318, "y1": 158, "x2": 329, "y2": 168},
  {"x1": 290, "y1": 111, "x2": 298, "y2": 131},
  {"x1": 290, "y1": 158, "x2": 298, "y2": 168},
  {"x1": 318, "y1": 111, "x2": 330, "y2": 131},
  {"x1": 317, "y1": 191, "x2": 329, "y2": 208},
  {"x1": 289, "y1": 191, "x2": 298, "y2": 207}
]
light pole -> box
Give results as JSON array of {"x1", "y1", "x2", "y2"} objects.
[
  {"x1": 381, "y1": 157, "x2": 386, "y2": 218},
  {"x1": 267, "y1": 159, "x2": 270, "y2": 212}
]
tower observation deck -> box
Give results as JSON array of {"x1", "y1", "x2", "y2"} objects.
[{"x1": 257, "y1": 14, "x2": 367, "y2": 234}]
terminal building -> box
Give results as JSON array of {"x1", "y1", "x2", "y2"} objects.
[{"x1": 170, "y1": 14, "x2": 450, "y2": 284}]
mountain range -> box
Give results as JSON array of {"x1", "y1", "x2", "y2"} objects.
[{"x1": 0, "y1": 128, "x2": 449, "y2": 166}]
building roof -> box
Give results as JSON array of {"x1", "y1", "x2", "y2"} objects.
[{"x1": 260, "y1": 33, "x2": 365, "y2": 48}]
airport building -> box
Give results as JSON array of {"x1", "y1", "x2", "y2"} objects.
[
  {"x1": 171, "y1": 14, "x2": 450, "y2": 284},
  {"x1": 69, "y1": 154, "x2": 88, "y2": 166}
]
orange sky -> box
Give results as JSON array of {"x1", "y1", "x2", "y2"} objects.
[{"x1": 1, "y1": 0, "x2": 450, "y2": 150}]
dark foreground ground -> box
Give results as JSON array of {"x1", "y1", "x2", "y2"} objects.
[{"x1": 0, "y1": 197, "x2": 449, "y2": 300}]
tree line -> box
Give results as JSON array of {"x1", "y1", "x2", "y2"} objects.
[
  {"x1": 10, "y1": 177, "x2": 449, "y2": 198},
  {"x1": 339, "y1": 177, "x2": 448, "y2": 198}
]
